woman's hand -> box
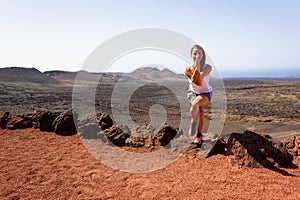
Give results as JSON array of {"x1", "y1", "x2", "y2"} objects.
[
  {"x1": 184, "y1": 66, "x2": 202, "y2": 86},
  {"x1": 193, "y1": 55, "x2": 201, "y2": 69}
]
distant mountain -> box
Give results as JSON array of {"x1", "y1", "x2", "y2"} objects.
[
  {"x1": 125, "y1": 67, "x2": 184, "y2": 82},
  {"x1": 44, "y1": 70, "x2": 77, "y2": 78},
  {"x1": 44, "y1": 70, "x2": 78, "y2": 82},
  {"x1": 44, "y1": 70, "x2": 103, "y2": 83},
  {"x1": 47, "y1": 67, "x2": 185, "y2": 83},
  {"x1": 0, "y1": 67, "x2": 60, "y2": 84}
]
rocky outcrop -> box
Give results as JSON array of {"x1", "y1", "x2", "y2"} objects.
[
  {"x1": 7, "y1": 117, "x2": 32, "y2": 130},
  {"x1": 77, "y1": 112, "x2": 113, "y2": 139},
  {"x1": 103, "y1": 125, "x2": 130, "y2": 147},
  {"x1": 97, "y1": 113, "x2": 113, "y2": 130},
  {"x1": 185, "y1": 135, "x2": 226, "y2": 158},
  {"x1": 1, "y1": 110, "x2": 78, "y2": 134},
  {"x1": 125, "y1": 136, "x2": 145, "y2": 147},
  {"x1": 155, "y1": 125, "x2": 177, "y2": 146},
  {"x1": 77, "y1": 112, "x2": 113, "y2": 131},
  {"x1": 124, "y1": 124, "x2": 155, "y2": 147},
  {"x1": 0, "y1": 112, "x2": 10, "y2": 129},
  {"x1": 226, "y1": 130, "x2": 293, "y2": 168},
  {"x1": 282, "y1": 136, "x2": 300, "y2": 157},
  {"x1": 206, "y1": 137, "x2": 227, "y2": 158},
  {"x1": 132, "y1": 124, "x2": 155, "y2": 137},
  {"x1": 1, "y1": 108, "x2": 298, "y2": 173},
  {"x1": 21, "y1": 111, "x2": 42, "y2": 128},
  {"x1": 78, "y1": 123, "x2": 101, "y2": 139},
  {"x1": 6, "y1": 112, "x2": 43, "y2": 130},
  {"x1": 38, "y1": 111, "x2": 60, "y2": 132},
  {"x1": 52, "y1": 109, "x2": 78, "y2": 136}
]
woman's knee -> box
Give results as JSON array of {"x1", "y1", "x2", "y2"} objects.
[
  {"x1": 195, "y1": 95, "x2": 203, "y2": 103},
  {"x1": 190, "y1": 103, "x2": 198, "y2": 113},
  {"x1": 198, "y1": 96, "x2": 209, "y2": 106}
]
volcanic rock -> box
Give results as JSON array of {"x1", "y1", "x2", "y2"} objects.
[
  {"x1": 7, "y1": 117, "x2": 32, "y2": 130},
  {"x1": 0, "y1": 112, "x2": 10, "y2": 129},
  {"x1": 226, "y1": 130, "x2": 293, "y2": 168},
  {"x1": 282, "y1": 136, "x2": 300, "y2": 157},
  {"x1": 78, "y1": 112, "x2": 113, "y2": 131},
  {"x1": 125, "y1": 136, "x2": 145, "y2": 147},
  {"x1": 78, "y1": 122, "x2": 102, "y2": 139},
  {"x1": 20, "y1": 111, "x2": 42, "y2": 128},
  {"x1": 38, "y1": 111, "x2": 60, "y2": 132},
  {"x1": 206, "y1": 137, "x2": 227, "y2": 157},
  {"x1": 6, "y1": 111, "x2": 45, "y2": 130},
  {"x1": 103, "y1": 124, "x2": 130, "y2": 146},
  {"x1": 131, "y1": 124, "x2": 155, "y2": 137},
  {"x1": 78, "y1": 113, "x2": 98, "y2": 127},
  {"x1": 124, "y1": 124, "x2": 155, "y2": 147},
  {"x1": 52, "y1": 109, "x2": 78, "y2": 135},
  {"x1": 155, "y1": 125, "x2": 177, "y2": 146},
  {"x1": 97, "y1": 113, "x2": 113, "y2": 130},
  {"x1": 185, "y1": 136, "x2": 226, "y2": 158}
]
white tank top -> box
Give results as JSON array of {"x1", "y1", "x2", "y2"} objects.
[{"x1": 188, "y1": 64, "x2": 212, "y2": 94}]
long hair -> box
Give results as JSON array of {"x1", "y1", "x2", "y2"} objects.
[{"x1": 190, "y1": 44, "x2": 206, "y2": 72}]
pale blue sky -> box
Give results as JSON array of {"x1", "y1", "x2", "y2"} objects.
[{"x1": 0, "y1": 0, "x2": 300, "y2": 76}]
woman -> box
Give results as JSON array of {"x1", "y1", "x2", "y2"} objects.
[{"x1": 184, "y1": 44, "x2": 212, "y2": 145}]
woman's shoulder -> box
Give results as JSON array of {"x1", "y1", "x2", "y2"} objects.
[
  {"x1": 203, "y1": 64, "x2": 212, "y2": 73},
  {"x1": 204, "y1": 63, "x2": 212, "y2": 69}
]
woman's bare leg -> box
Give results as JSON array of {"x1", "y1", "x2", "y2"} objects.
[
  {"x1": 190, "y1": 95, "x2": 209, "y2": 136},
  {"x1": 198, "y1": 106, "x2": 204, "y2": 133},
  {"x1": 190, "y1": 100, "x2": 200, "y2": 124},
  {"x1": 189, "y1": 98, "x2": 200, "y2": 136}
]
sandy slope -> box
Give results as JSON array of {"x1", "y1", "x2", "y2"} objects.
[{"x1": 1, "y1": 128, "x2": 300, "y2": 200}]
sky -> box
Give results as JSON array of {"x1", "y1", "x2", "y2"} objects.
[{"x1": 0, "y1": 0, "x2": 300, "y2": 77}]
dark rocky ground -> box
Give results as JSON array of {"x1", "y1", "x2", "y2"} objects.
[{"x1": 1, "y1": 78, "x2": 299, "y2": 136}]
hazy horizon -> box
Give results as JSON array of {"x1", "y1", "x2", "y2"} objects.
[{"x1": 1, "y1": 65, "x2": 300, "y2": 78}]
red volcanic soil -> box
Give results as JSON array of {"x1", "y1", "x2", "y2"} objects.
[{"x1": 1, "y1": 128, "x2": 300, "y2": 200}]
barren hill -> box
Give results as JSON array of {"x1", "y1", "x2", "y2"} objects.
[
  {"x1": 127, "y1": 67, "x2": 184, "y2": 82},
  {"x1": 43, "y1": 67, "x2": 184, "y2": 83},
  {"x1": 44, "y1": 70, "x2": 77, "y2": 79},
  {"x1": 44, "y1": 70, "x2": 78, "y2": 84},
  {"x1": 0, "y1": 67, "x2": 60, "y2": 84},
  {"x1": 44, "y1": 70, "x2": 105, "y2": 83}
]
